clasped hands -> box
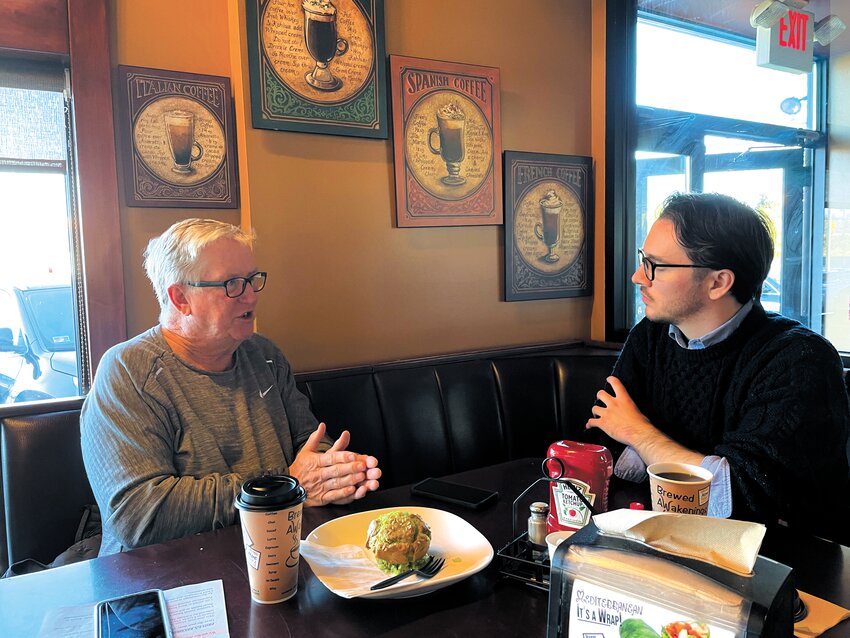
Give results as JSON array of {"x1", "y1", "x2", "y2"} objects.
[{"x1": 289, "y1": 422, "x2": 382, "y2": 506}]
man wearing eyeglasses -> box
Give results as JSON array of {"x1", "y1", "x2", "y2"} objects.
[
  {"x1": 82, "y1": 219, "x2": 381, "y2": 555},
  {"x1": 586, "y1": 193, "x2": 849, "y2": 534}
]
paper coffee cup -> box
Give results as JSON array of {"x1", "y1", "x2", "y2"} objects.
[
  {"x1": 647, "y1": 462, "x2": 713, "y2": 516},
  {"x1": 235, "y1": 475, "x2": 307, "y2": 604},
  {"x1": 545, "y1": 530, "x2": 575, "y2": 562}
]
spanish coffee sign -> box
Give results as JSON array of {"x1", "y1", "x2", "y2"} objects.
[
  {"x1": 390, "y1": 55, "x2": 502, "y2": 227},
  {"x1": 116, "y1": 65, "x2": 239, "y2": 208}
]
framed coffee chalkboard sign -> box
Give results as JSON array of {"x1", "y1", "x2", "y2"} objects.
[
  {"x1": 504, "y1": 151, "x2": 593, "y2": 301},
  {"x1": 246, "y1": 0, "x2": 388, "y2": 138},
  {"x1": 115, "y1": 65, "x2": 239, "y2": 208},
  {"x1": 390, "y1": 55, "x2": 502, "y2": 227}
]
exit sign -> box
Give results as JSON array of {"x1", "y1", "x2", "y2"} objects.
[{"x1": 756, "y1": 8, "x2": 814, "y2": 74}]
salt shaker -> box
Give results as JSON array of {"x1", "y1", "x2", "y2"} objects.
[{"x1": 528, "y1": 501, "x2": 549, "y2": 548}]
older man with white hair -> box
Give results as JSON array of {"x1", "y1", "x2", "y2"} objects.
[{"x1": 82, "y1": 218, "x2": 381, "y2": 556}]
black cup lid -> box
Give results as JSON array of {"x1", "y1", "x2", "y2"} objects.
[{"x1": 235, "y1": 475, "x2": 307, "y2": 511}]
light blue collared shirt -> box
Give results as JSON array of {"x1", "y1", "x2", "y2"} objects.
[
  {"x1": 614, "y1": 300, "x2": 755, "y2": 518},
  {"x1": 667, "y1": 299, "x2": 754, "y2": 349}
]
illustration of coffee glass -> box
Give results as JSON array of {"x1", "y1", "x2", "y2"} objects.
[
  {"x1": 534, "y1": 189, "x2": 563, "y2": 263},
  {"x1": 302, "y1": 0, "x2": 349, "y2": 91},
  {"x1": 427, "y1": 102, "x2": 467, "y2": 186},
  {"x1": 163, "y1": 110, "x2": 203, "y2": 174},
  {"x1": 235, "y1": 474, "x2": 307, "y2": 604},
  {"x1": 647, "y1": 462, "x2": 713, "y2": 516}
]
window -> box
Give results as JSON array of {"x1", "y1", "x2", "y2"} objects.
[
  {"x1": 0, "y1": 62, "x2": 84, "y2": 402},
  {"x1": 0, "y1": 0, "x2": 127, "y2": 408},
  {"x1": 606, "y1": 1, "x2": 847, "y2": 353}
]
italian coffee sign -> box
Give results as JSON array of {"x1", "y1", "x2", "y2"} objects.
[
  {"x1": 390, "y1": 55, "x2": 502, "y2": 227},
  {"x1": 504, "y1": 151, "x2": 593, "y2": 301},
  {"x1": 116, "y1": 66, "x2": 239, "y2": 208},
  {"x1": 246, "y1": 0, "x2": 388, "y2": 138}
]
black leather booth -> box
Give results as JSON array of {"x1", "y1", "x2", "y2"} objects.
[
  {"x1": 0, "y1": 398, "x2": 88, "y2": 572},
  {"x1": 0, "y1": 341, "x2": 847, "y2": 574},
  {"x1": 296, "y1": 343, "x2": 619, "y2": 488},
  {"x1": 0, "y1": 341, "x2": 616, "y2": 574}
]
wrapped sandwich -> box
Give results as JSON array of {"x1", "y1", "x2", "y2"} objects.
[{"x1": 365, "y1": 511, "x2": 431, "y2": 574}]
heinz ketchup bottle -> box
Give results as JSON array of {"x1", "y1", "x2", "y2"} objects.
[{"x1": 546, "y1": 440, "x2": 613, "y2": 533}]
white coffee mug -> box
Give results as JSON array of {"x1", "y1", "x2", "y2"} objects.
[{"x1": 546, "y1": 530, "x2": 575, "y2": 561}]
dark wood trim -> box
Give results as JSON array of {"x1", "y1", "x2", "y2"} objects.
[
  {"x1": 67, "y1": 0, "x2": 126, "y2": 376},
  {"x1": 0, "y1": 397, "x2": 83, "y2": 419},
  {"x1": 604, "y1": 0, "x2": 637, "y2": 343},
  {"x1": 293, "y1": 340, "x2": 622, "y2": 381},
  {"x1": 0, "y1": 0, "x2": 68, "y2": 59}
]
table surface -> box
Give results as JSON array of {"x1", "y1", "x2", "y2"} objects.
[{"x1": 1, "y1": 458, "x2": 848, "y2": 637}]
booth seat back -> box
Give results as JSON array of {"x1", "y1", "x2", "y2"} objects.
[
  {"x1": 296, "y1": 346, "x2": 619, "y2": 488},
  {"x1": 0, "y1": 398, "x2": 88, "y2": 572},
  {"x1": 0, "y1": 343, "x2": 618, "y2": 572}
]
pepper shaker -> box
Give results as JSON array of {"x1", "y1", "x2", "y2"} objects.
[{"x1": 528, "y1": 501, "x2": 549, "y2": 547}]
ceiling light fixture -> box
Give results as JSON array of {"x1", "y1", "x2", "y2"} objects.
[
  {"x1": 813, "y1": 14, "x2": 847, "y2": 45},
  {"x1": 750, "y1": 0, "x2": 790, "y2": 29}
]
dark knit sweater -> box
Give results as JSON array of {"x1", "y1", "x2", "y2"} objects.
[{"x1": 612, "y1": 304, "x2": 850, "y2": 527}]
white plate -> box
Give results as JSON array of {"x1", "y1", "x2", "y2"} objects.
[{"x1": 302, "y1": 506, "x2": 494, "y2": 599}]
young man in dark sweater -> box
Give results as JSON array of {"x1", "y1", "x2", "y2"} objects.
[{"x1": 586, "y1": 193, "x2": 849, "y2": 535}]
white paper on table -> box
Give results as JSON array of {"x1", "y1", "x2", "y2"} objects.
[
  {"x1": 36, "y1": 579, "x2": 230, "y2": 638},
  {"x1": 37, "y1": 604, "x2": 94, "y2": 638},
  {"x1": 163, "y1": 580, "x2": 230, "y2": 638},
  {"x1": 299, "y1": 541, "x2": 386, "y2": 598}
]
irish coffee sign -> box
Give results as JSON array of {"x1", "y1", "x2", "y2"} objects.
[
  {"x1": 116, "y1": 66, "x2": 239, "y2": 208},
  {"x1": 246, "y1": 0, "x2": 388, "y2": 138},
  {"x1": 390, "y1": 56, "x2": 502, "y2": 227},
  {"x1": 504, "y1": 151, "x2": 593, "y2": 301}
]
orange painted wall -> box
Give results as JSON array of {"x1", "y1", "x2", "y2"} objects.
[
  {"x1": 112, "y1": 0, "x2": 597, "y2": 371},
  {"x1": 110, "y1": 0, "x2": 239, "y2": 335}
]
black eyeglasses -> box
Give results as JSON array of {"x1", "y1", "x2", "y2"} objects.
[
  {"x1": 638, "y1": 249, "x2": 709, "y2": 282},
  {"x1": 186, "y1": 271, "x2": 267, "y2": 298}
]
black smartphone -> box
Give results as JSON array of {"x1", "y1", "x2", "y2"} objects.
[
  {"x1": 411, "y1": 477, "x2": 498, "y2": 510},
  {"x1": 94, "y1": 588, "x2": 173, "y2": 638}
]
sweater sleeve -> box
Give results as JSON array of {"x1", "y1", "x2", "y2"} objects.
[
  {"x1": 716, "y1": 331, "x2": 850, "y2": 524},
  {"x1": 269, "y1": 346, "x2": 325, "y2": 455},
  {"x1": 596, "y1": 320, "x2": 653, "y2": 460},
  {"x1": 81, "y1": 348, "x2": 244, "y2": 553}
]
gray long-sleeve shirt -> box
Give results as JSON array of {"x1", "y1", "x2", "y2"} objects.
[{"x1": 81, "y1": 327, "x2": 322, "y2": 555}]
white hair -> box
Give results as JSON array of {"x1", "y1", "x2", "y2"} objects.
[{"x1": 143, "y1": 218, "x2": 255, "y2": 320}]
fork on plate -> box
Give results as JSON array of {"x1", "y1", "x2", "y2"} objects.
[{"x1": 369, "y1": 555, "x2": 446, "y2": 591}]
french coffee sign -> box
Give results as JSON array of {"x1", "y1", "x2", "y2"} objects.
[{"x1": 756, "y1": 9, "x2": 813, "y2": 74}]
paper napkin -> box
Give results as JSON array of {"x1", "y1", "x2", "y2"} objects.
[
  {"x1": 592, "y1": 508, "x2": 766, "y2": 575},
  {"x1": 299, "y1": 540, "x2": 387, "y2": 598},
  {"x1": 794, "y1": 590, "x2": 850, "y2": 637}
]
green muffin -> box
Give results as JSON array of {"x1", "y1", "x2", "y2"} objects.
[{"x1": 365, "y1": 511, "x2": 432, "y2": 574}]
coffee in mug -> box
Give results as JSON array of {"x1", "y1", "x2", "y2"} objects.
[
  {"x1": 235, "y1": 475, "x2": 307, "y2": 603},
  {"x1": 647, "y1": 462, "x2": 713, "y2": 516}
]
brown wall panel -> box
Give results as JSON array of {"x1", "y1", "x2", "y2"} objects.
[
  {"x1": 68, "y1": 0, "x2": 126, "y2": 372},
  {"x1": 0, "y1": 0, "x2": 69, "y2": 58}
]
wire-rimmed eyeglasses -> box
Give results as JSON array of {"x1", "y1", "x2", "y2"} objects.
[
  {"x1": 638, "y1": 249, "x2": 709, "y2": 282},
  {"x1": 186, "y1": 271, "x2": 267, "y2": 298}
]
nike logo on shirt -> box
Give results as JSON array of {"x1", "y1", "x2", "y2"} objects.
[{"x1": 260, "y1": 385, "x2": 274, "y2": 398}]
